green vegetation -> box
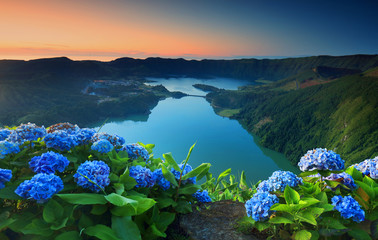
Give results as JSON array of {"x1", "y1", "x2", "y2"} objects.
[
  {"x1": 207, "y1": 73, "x2": 378, "y2": 166},
  {"x1": 216, "y1": 108, "x2": 241, "y2": 118},
  {"x1": 1, "y1": 123, "x2": 377, "y2": 239}
]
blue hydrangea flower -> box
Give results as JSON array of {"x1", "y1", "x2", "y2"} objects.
[
  {"x1": 29, "y1": 151, "x2": 70, "y2": 174},
  {"x1": 325, "y1": 172, "x2": 357, "y2": 190},
  {"x1": 171, "y1": 164, "x2": 196, "y2": 185},
  {"x1": 75, "y1": 128, "x2": 96, "y2": 145},
  {"x1": 91, "y1": 139, "x2": 114, "y2": 153},
  {"x1": 129, "y1": 165, "x2": 156, "y2": 188},
  {"x1": 298, "y1": 148, "x2": 345, "y2": 172},
  {"x1": 8, "y1": 123, "x2": 46, "y2": 143},
  {"x1": 0, "y1": 129, "x2": 12, "y2": 141},
  {"x1": 44, "y1": 130, "x2": 78, "y2": 151},
  {"x1": 15, "y1": 173, "x2": 64, "y2": 203},
  {"x1": 123, "y1": 144, "x2": 149, "y2": 161},
  {"x1": 74, "y1": 160, "x2": 110, "y2": 192},
  {"x1": 0, "y1": 168, "x2": 12, "y2": 189},
  {"x1": 0, "y1": 140, "x2": 20, "y2": 159},
  {"x1": 193, "y1": 190, "x2": 212, "y2": 203},
  {"x1": 91, "y1": 133, "x2": 125, "y2": 147},
  {"x1": 153, "y1": 168, "x2": 171, "y2": 190},
  {"x1": 332, "y1": 195, "x2": 365, "y2": 223},
  {"x1": 352, "y1": 157, "x2": 378, "y2": 179},
  {"x1": 245, "y1": 191, "x2": 279, "y2": 222},
  {"x1": 257, "y1": 170, "x2": 302, "y2": 192}
]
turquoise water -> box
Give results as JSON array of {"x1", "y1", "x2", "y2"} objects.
[{"x1": 98, "y1": 77, "x2": 298, "y2": 183}]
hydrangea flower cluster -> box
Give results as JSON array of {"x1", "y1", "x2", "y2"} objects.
[
  {"x1": 245, "y1": 191, "x2": 278, "y2": 221},
  {"x1": 44, "y1": 130, "x2": 78, "y2": 151},
  {"x1": 0, "y1": 129, "x2": 12, "y2": 141},
  {"x1": 0, "y1": 140, "x2": 20, "y2": 159},
  {"x1": 0, "y1": 168, "x2": 12, "y2": 189},
  {"x1": 352, "y1": 157, "x2": 378, "y2": 179},
  {"x1": 91, "y1": 139, "x2": 114, "y2": 153},
  {"x1": 74, "y1": 160, "x2": 110, "y2": 192},
  {"x1": 331, "y1": 195, "x2": 365, "y2": 223},
  {"x1": 124, "y1": 144, "x2": 150, "y2": 161},
  {"x1": 129, "y1": 165, "x2": 156, "y2": 188},
  {"x1": 91, "y1": 133, "x2": 125, "y2": 147},
  {"x1": 257, "y1": 170, "x2": 302, "y2": 192},
  {"x1": 298, "y1": 148, "x2": 345, "y2": 172},
  {"x1": 153, "y1": 169, "x2": 171, "y2": 190},
  {"x1": 29, "y1": 151, "x2": 70, "y2": 174},
  {"x1": 8, "y1": 123, "x2": 46, "y2": 143},
  {"x1": 15, "y1": 173, "x2": 64, "y2": 203},
  {"x1": 171, "y1": 164, "x2": 196, "y2": 185},
  {"x1": 193, "y1": 190, "x2": 212, "y2": 203},
  {"x1": 47, "y1": 122, "x2": 79, "y2": 134},
  {"x1": 75, "y1": 128, "x2": 96, "y2": 145},
  {"x1": 325, "y1": 172, "x2": 357, "y2": 190}
]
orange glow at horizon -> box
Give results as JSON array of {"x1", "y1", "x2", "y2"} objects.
[{"x1": 0, "y1": 0, "x2": 268, "y2": 61}]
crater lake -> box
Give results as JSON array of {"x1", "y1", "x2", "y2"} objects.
[{"x1": 96, "y1": 77, "x2": 298, "y2": 183}]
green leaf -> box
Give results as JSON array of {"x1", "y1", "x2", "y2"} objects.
[
  {"x1": 0, "y1": 218, "x2": 16, "y2": 230},
  {"x1": 0, "y1": 185, "x2": 22, "y2": 200},
  {"x1": 85, "y1": 224, "x2": 120, "y2": 240},
  {"x1": 315, "y1": 192, "x2": 328, "y2": 204},
  {"x1": 129, "y1": 195, "x2": 156, "y2": 215},
  {"x1": 217, "y1": 168, "x2": 232, "y2": 183},
  {"x1": 196, "y1": 165, "x2": 211, "y2": 181},
  {"x1": 255, "y1": 222, "x2": 271, "y2": 232},
  {"x1": 113, "y1": 183, "x2": 125, "y2": 195},
  {"x1": 43, "y1": 199, "x2": 64, "y2": 223},
  {"x1": 183, "y1": 142, "x2": 196, "y2": 166},
  {"x1": 111, "y1": 216, "x2": 141, "y2": 240},
  {"x1": 317, "y1": 203, "x2": 334, "y2": 212},
  {"x1": 356, "y1": 180, "x2": 375, "y2": 200},
  {"x1": 21, "y1": 219, "x2": 54, "y2": 237},
  {"x1": 156, "y1": 212, "x2": 176, "y2": 230},
  {"x1": 269, "y1": 216, "x2": 293, "y2": 224},
  {"x1": 181, "y1": 163, "x2": 210, "y2": 180},
  {"x1": 160, "y1": 164, "x2": 178, "y2": 187},
  {"x1": 299, "y1": 170, "x2": 319, "y2": 177},
  {"x1": 284, "y1": 185, "x2": 300, "y2": 204},
  {"x1": 320, "y1": 217, "x2": 347, "y2": 229},
  {"x1": 309, "y1": 230, "x2": 320, "y2": 240},
  {"x1": 178, "y1": 184, "x2": 201, "y2": 195},
  {"x1": 156, "y1": 197, "x2": 176, "y2": 209},
  {"x1": 294, "y1": 230, "x2": 312, "y2": 240},
  {"x1": 105, "y1": 193, "x2": 138, "y2": 207},
  {"x1": 149, "y1": 223, "x2": 166, "y2": 238},
  {"x1": 57, "y1": 193, "x2": 107, "y2": 205},
  {"x1": 51, "y1": 217, "x2": 68, "y2": 230},
  {"x1": 91, "y1": 204, "x2": 109, "y2": 215},
  {"x1": 270, "y1": 203, "x2": 294, "y2": 213},
  {"x1": 119, "y1": 169, "x2": 138, "y2": 190},
  {"x1": 345, "y1": 166, "x2": 363, "y2": 181},
  {"x1": 363, "y1": 176, "x2": 378, "y2": 187},
  {"x1": 175, "y1": 200, "x2": 192, "y2": 214},
  {"x1": 55, "y1": 231, "x2": 81, "y2": 240},
  {"x1": 348, "y1": 229, "x2": 372, "y2": 240},
  {"x1": 297, "y1": 212, "x2": 317, "y2": 225},
  {"x1": 163, "y1": 152, "x2": 180, "y2": 171},
  {"x1": 239, "y1": 171, "x2": 248, "y2": 189}
]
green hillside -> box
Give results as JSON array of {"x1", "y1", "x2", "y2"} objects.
[{"x1": 207, "y1": 73, "x2": 378, "y2": 166}]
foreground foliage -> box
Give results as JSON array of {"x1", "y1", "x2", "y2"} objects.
[{"x1": 0, "y1": 123, "x2": 377, "y2": 240}]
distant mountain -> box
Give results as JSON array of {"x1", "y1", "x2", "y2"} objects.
[{"x1": 1, "y1": 55, "x2": 377, "y2": 84}]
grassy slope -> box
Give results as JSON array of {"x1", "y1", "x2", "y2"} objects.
[{"x1": 209, "y1": 73, "x2": 378, "y2": 166}]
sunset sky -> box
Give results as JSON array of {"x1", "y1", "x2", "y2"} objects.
[{"x1": 1, "y1": 0, "x2": 377, "y2": 61}]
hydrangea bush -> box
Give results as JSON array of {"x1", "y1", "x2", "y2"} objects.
[
  {"x1": 0, "y1": 123, "x2": 376, "y2": 240},
  {"x1": 0, "y1": 122, "x2": 213, "y2": 240},
  {"x1": 242, "y1": 147, "x2": 378, "y2": 240}
]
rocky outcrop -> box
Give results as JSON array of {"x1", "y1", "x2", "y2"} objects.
[{"x1": 178, "y1": 200, "x2": 261, "y2": 240}]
